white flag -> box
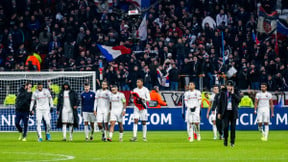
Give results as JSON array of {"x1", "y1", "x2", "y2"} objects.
[{"x1": 138, "y1": 15, "x2": 147, "y2": 41}]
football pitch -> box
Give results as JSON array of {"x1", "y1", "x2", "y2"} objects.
[{"x1": 0, "y1": 131, "x2": 287, "y2": 162}]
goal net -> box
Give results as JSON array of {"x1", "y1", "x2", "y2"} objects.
[{"x1": 0, "y1": 71, "x2": 96, "y2": 132}]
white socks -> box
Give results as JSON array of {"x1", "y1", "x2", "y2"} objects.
[
  {"x1": 264, "y1": 125, "x2": 269, "y2": 138},
  {"x1": 62, "y1": 124, "x2": 67, "y2": 139},
  {"x1": 195, "y1": 124, "x2": 200, "y2": 136},
  {"x1": 187, "y1": 122, "x2": 190, "y2": 137},
  {"x1": 133, "y1": 123, "x2": 138, "y2": 137},
  {"x1": 37, "y1": 120, "x2": 42, "y2": 138},
  {"x1": 189, "y1": 124, "x2": 194, "y2": 139},
  {"x1": 213, "y1": 124, "x2": 217, "y2": 138},
  {"x1": 143, "y1": 125, "x2": 147, "y2": 138},
  {"x1": 69, "y1": 125, "x2": 73, "y2": 140},
  {"x1": 119, "y1": 133, "x2": 123, "y2": 139},
  {"x1": 109, "y1": 132, "x2": 113, "y2": 139},
  {"x1": 84, "y1": 125, "x2": 89, "y2": 138}
]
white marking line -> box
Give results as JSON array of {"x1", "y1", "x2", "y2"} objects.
[
  {"x1": 1, "y1": 152, "x2": 74, "y2": 162},
  {"x1": 92, "y1": 157, "x2": 288, "y2": 161}
]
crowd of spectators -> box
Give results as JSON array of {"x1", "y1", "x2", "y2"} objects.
[{"x1": 0, "y1": 0, "x2": 288, "y2": 91}]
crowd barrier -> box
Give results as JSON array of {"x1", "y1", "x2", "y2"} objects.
[{"x1": 0, "y1": 107, "x2": 287, "y2": 131}]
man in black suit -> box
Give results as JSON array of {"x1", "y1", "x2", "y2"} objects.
[{"x1": 217, "y1": 80, "x2": 241, "y2": 147}]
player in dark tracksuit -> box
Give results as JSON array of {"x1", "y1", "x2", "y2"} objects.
[{"x1": 15, "y1": 83, "x2": 32, "y2": 141}]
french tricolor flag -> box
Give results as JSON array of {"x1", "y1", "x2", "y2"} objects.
[{"x1": 97, "y1": 45, "x2": 131, "y2": 62}]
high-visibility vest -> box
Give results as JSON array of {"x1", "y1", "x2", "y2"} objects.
[
  {"x1": 201, "y1": 98, "x2": 210, "y2": 108},
  {"x1": 4, "y1": 94, "x2": 16, "y2": 106},
  {"x1": 239, "y1": 95, "x2": 254, "y2": 108}
]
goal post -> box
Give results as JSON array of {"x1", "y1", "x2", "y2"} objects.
[
  {"x1": 0, "y1": 71, "x2": 96, "y2": 108},
  {"x1": 0, "y1": 71, "x2": 97, "y2": 132}
]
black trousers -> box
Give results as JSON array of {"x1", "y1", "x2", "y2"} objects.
[
  {"x1": 15, "y1": 111, "x2": 30, "y2": 138},
  {"x1": 223, "y1": 111, "x2": 236, "y2": 144},
  {"x1": 216, "y1": 115, "x2": 224, "y2": 136}
]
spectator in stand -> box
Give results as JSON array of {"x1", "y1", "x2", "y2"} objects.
[
  {"x1": 127, "y1": 66, "x2": 143, "y2": 90},
  {"x1": 216, "y1": 9, "x2": 228, "y2": 27},
  {"x1": 237, "y1": 67, "x2": 249, "y2": 89},
  {"x1": 169, "y1": 63, "x2": 179, "y2": 91},
  {"x1": 25, "y1": 53, "x2": 40, "y2": 71},
  {"x1": 190, "y1": 56, "x2": 201, "y2": 89},
  {"x1": 249, "y1": 64, "x2": 260, "y2": 90},
  {"x1": 143, "y1": 65, "x2": 152, "y2": 90},
  {"x1": 0, "y1": 0, "x2": 288, "y2": 91}
]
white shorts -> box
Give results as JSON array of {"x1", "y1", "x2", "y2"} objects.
[
  {"x1": 257, "y1": 108, "x2": 270, "y2": 123},
  {"x1": 133, "y1": 108, "x2": 148, "y2": 121},
  {"x1": 187, "y1": 112, "x2": 200, "y2": 123},
  {"x1": 210, "y1": 111, "x2": 216, "y2": 121},
  {"x1": 97, "y1": 112, "x2": 109, "y2": 123},
  {"x1": 83, "y1": 112, "x2": 96, "y2": 123},
  {"x1": 110, "y1": 111, "x2": 123, "y2": 123},
  {"x1": 62, "y1": 109, "x2": 74, "y2": 124},
  {"x1": 36, "y1": 109, "x2": 50, "y2": 123}
]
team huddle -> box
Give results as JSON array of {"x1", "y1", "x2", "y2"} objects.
[{"x1": 15, "y1": 79, "x2": 274, "y2": 145}]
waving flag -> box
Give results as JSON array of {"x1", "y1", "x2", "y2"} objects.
[
  {"x1": 97, "y1": 45, "x2": 131, "y2": 62},
  {"x1": 138, "y1": 15, "x2": 147, "y2": 41},
  {"x1": 252, "y1": 30, "x2": 260, "y2": 45},
  {"x1": 257, "y1": 6, "x2": 278, "y2": 34},
  {"x1": 126, "y1": 0, "x2": 150, "y2": 8},
  {"x1": 275, "y1": 96, "x2": 283, "y2": 109},
  {"x1": 277, "y1": 20, "x2": 288, "y2": 36}
]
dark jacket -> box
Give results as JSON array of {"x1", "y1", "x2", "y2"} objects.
[
  {"x1": 218, "y1": 88, "x2": 241, "y2": 119},
  {"x1": 57, "y1": 82, "x2": 79, "y2": 128},
  {"x1": 15, "y1": 87, "x2": 32, "y2": 112},
  {"x1": 211, "y1": 93, "x2": 220, "y2": 112},
  {"x1": 169, "y1": 67, "x2": 179, "y2": 82}
]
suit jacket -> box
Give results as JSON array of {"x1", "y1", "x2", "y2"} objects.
[
  {"x1": 211, "y1": 93, "x2": 220, "y2": 112},
  {"x1": 218, "y1": 89, "x2": 241, "y2": 119}
]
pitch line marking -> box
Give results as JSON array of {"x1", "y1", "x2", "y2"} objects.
[
  {"x1": 91, "y1": 157, "x2": 288, "y2": 161},
  {"x1": 1, "y1": 152, "x2": 75, "y2": 162}
]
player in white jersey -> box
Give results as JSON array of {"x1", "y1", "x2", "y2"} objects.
[
  {"x1": 130, "y1": 79, "x2": 150, "y2": 142},
  {"x1": 254, "y1": 83, "x2": 274, "y2": 141},
  {"x1": 94, "y1": 81, "x2": 111, "y2": 141},
  {"x1": 206, "y1": 85, "x2": 219, "y2": 140},
  {"x1": 184, "y1": 82, "x2": 202, "y2": 142},
  {"x1": 107, "y1": 85, "x2": 126, "y2": 142},
  {"x1": 30, "y1": 82, "x2": 53, "y2": 142}
]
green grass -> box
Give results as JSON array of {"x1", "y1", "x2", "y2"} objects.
[{"x1": 0, "y1": 131, "x2": 287, "y2": 162}]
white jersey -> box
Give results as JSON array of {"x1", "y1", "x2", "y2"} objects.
[
  {"x1": 63, "y1": 90, "x2": 72, "y2": 112},
  {"x1": 210, "y1": 93, "x2": 215, "y2": 104},
  {"x1": 95, "y1": 89, "x2": 111, "y2": 113},
  {"x1": 256, "y1": 91, "x2": 272, "y2": 109},
  {"x1": 110, "y1": 92, "x2": 126, "y2": 112},
  {"x1": 184, "y1": 89, "x2": 202, "y2": 109},
  {"x1": 133, "y1": 86, "x2": 150, "y2": 109},
  {"x1": 30, "y1": 88, "x2": 53, "y2": 111}
]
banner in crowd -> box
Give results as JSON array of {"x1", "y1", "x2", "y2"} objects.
[{"x1": 0, "y1": 108, "x2": 287, "y2": 131}]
